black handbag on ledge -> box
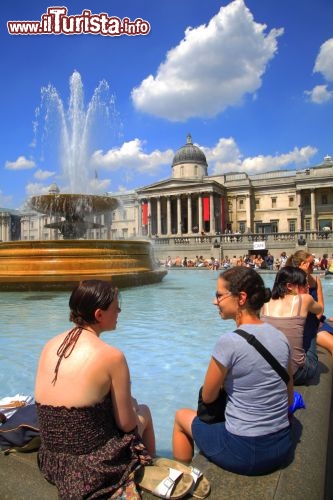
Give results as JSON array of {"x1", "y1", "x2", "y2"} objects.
[
  {"x1": 197, "y1": 328, "x2": 290, "y2": 424},
  {"x1": 197, "y1": 386, "x2": 227, "y2": 424}
]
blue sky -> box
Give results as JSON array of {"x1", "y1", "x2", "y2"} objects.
[{"x1": 2, "y1": 0, "x2": 333, "y2": 209}]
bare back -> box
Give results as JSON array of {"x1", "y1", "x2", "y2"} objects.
[
  {"x1": 262, "y1": 294, "x2": 322, "y2": 318},
  {"x1": 35, "y1": 329, "x2": 125, "y2": 408}
]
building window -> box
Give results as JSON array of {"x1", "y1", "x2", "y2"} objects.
[
  {"x1": 255, "y1": 221, "x2": 262, "y2": 232},
  {"x1": 305, "y1": 219, "x2": 311, "y2": 231},
  {"x1": 112, "y1": 211, "x2": 116, "y2": 220},
  {"x1": 322, "y1": 194, "x2": 328, "y2": 205},
  {"x1": 122, "y1": 228, "x2": 128, "y2": 238},
  {"x1": 122, "y1": 210, "x2": 127, "y2": 220},
  {"x1": 239, "y1": 199, "x2": 244, "y2": 209},
  {"x1": 255, "y1": 198, "x2": 260, "y2": 208},
  {"x1": 270, "y1": 220, "x2": 278, "y2": 232},
  {"x1": 271, "y1": 198, "x2": 277, "y2": 208},
  {"x1": 239, "y1": 221, "x2": 245, "y2": 233},
  {"x1": 289, "y1": 197, "x2": 294, "y2": 207},
  {"x1": 180, "y1": 166, "x2": 184, "y2": 177},
  {"x1": 288, "y1": 220, "x2": 296, "y2": 232},
  {"x1": 194, "y1": 165, "x2": 198, "y2": 176}
]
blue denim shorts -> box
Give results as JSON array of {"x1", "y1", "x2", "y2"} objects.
[{"x1": 192, "y1": 417, "x2": 292, "y2": 475}]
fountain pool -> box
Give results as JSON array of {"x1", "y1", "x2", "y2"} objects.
[{"x1": 1, "y1": 270, "x2": 333, "y2": 456}]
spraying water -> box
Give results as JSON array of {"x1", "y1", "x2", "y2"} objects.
[{"x1": 33, "y1": 70, "x2": 117, "y2": 193}]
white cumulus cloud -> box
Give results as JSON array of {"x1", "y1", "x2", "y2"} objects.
[
  {"x1": 306, "y1": 38, "x2": 333, "y2": 104},
  {"x1": 88, "y1": 178, "x2": 112, "y2": 193},
  {"x1": 201, "y1": 138, "x2": 317, "y2": 174},
  {"x1": 92, "y1": 136, "x2": 317, "y2": 179},
  {"x1": 5, "y1": 156, "x2": 36, "y2": 170},
  {"x1": 304, "y1": 84, "x2": 333, "y2": 104},
  {"x1": 91, "y1": 139, "x2": 174, "y2": 174},
  {"x1": 34, "y1": 169, "x2": 56, "y2": 180},
  {"x1": 25, "y1": 183, "x2": 51, "y2": 197},
  {"x1": 314, "y1": 39, "x2": 333, "y2": 81},
  {"x1": 131, "y1": 0, "x2": 283, "y2": 121}
]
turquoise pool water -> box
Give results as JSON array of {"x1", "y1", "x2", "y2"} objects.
[{"x1": 1, "y1": 270, "x2": 333, "y2": 456}]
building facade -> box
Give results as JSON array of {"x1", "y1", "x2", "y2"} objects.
[{"x1": 136, "y1": 134, "x2": 333, "y2": 237}]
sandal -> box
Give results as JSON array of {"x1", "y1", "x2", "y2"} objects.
[
  {"x1": 154, "y1": 458, "x2": 210, "y2": 499},
  {"x1": 135, "y1": 464, "x2": 193, "y2": 499}
]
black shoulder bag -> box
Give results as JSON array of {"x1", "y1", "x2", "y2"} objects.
[{"x1": 197, "y1": 328, "x2": 290, "y2": 424}]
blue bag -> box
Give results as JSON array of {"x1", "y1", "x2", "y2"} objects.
[
  {"x1": 0, "y1": 404, "x2": 40, "y2": 453},
  {"x1": 289, "y1": 391, "x2": 306, "y2": 414}
]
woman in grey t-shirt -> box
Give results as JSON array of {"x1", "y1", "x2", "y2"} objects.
[{"x1": 172, "y1": 267, "x2": 293, "y2": 475}]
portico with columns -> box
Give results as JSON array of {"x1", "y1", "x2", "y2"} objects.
[
  {"x1": 137, "y1": 183, "x2": 227, "y2": 237},
  {"x1": 137, "y1": 134, "x2": 228, "y2": 237}
]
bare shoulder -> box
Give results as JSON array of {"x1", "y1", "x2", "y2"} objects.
[
  {"x1": 40, "y1": 331, "x2": 69, "y2": 353},
  {"x1": 96, "y1": 339, "x2": 125, "y2": 362}
]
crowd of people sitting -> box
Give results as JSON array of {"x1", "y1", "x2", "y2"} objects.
[{"x1": 164, "y1": 251, "x2": 333, "y2": 274}]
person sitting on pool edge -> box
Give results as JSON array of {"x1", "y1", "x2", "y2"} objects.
[
  {"x1": 35, "y1": 279, "x2": 156, "y2": 499},
  {"x1": 172, "y1": 267, "x2": 293, "y2": 476},
  {"x1": 261, "y1": 266, "x2": 323, "y2": 385}
]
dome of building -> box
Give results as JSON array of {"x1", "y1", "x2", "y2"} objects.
[
  {"x1": 48, "y1": 183, "x2": 60, "y2": 194},
  {"x1": 172, "y1": 134, "x2": 207, "y2": 167}
]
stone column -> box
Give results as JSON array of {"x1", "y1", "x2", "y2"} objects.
[
  {"x1": 177, "y1": 196, "x2": 182, "y2": 235},
  {"x1": 310, "y1": 189, "x2": 316, "y2": 230},
  {"x1": 246, "y1": 195, "x2": 251, "y2": 232},
  {"x1": 167, "y1": 197, "x2": 172, "y2": 235},
  {"x1": 157, "y1": 197, "x2": 161, "y2": 235},
  {"x1": 296, "y1": 191, "x2": 302, "y2": 231},
  {"x1": 3, "y1": 216, "x2": 9, "y2": 241},
  {"x1": 187, "y1": 195, "x2": 192, "y2": 234},
  {"x1": 210, "y1": 194, "x2": 215, "y2": 233},
  {"x1": 198, "y1": 195, "x2": 203, "y2": 233},
  {"x1": 137, "y1": 200, "x2": 142, "y2": 236},
  {"x1": 147, "y1": 199, "x2": 152, "y2": 236}
]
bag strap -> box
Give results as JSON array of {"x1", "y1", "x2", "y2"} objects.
[{"x1": 234, "y1": 328, "x2": 290, "y2": 385}]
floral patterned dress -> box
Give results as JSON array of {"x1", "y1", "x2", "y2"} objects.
[{"x1": 36, "y1": 394, "x2": 151, "y2": 499}]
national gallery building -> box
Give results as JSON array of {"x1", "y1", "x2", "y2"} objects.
[
  {"x1": 117, "y1": 134, "x2": 333, "y2": 239},
  {"x1": 1, "y1": 134, "x2": 333, "y2": 243}
]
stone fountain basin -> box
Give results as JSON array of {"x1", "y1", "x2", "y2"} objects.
[
  {"x1": 0, "y1": 240, "x2": 167, "y2": 291},
  {"x1": 29, "y1": 194, "x2": 119, "y2": 217}
]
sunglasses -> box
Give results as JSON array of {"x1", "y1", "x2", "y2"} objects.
[{"x1": 215, "y1": 291, "x2": 232, "y2": 302}]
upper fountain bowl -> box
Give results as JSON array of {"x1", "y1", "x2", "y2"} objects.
[{"x1": 30, "y1": 193, "x2": 118, "y2": 217}]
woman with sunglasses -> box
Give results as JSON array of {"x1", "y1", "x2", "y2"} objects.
[
  {"x1": 35, "y1": 279, "x2": 155, "y2": 499},
  {"x1": 172, "y1": 267, "x2": 293, "y2": 475},
  {"x1": 261, "y1": 266, "x2": 323, "y2": 384}
]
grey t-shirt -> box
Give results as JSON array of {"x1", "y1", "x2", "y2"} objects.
[{"x1": 212, "y1": 322, "x2": 290, "y2": 437}]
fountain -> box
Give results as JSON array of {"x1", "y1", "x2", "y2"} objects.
[{"x1": 0, "y1": 72, "x2": 167, "y2": 291}]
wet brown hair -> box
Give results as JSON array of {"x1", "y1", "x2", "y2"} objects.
[{"x1": 69, "y1": 279, "x2": 118, "y2": 326}]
